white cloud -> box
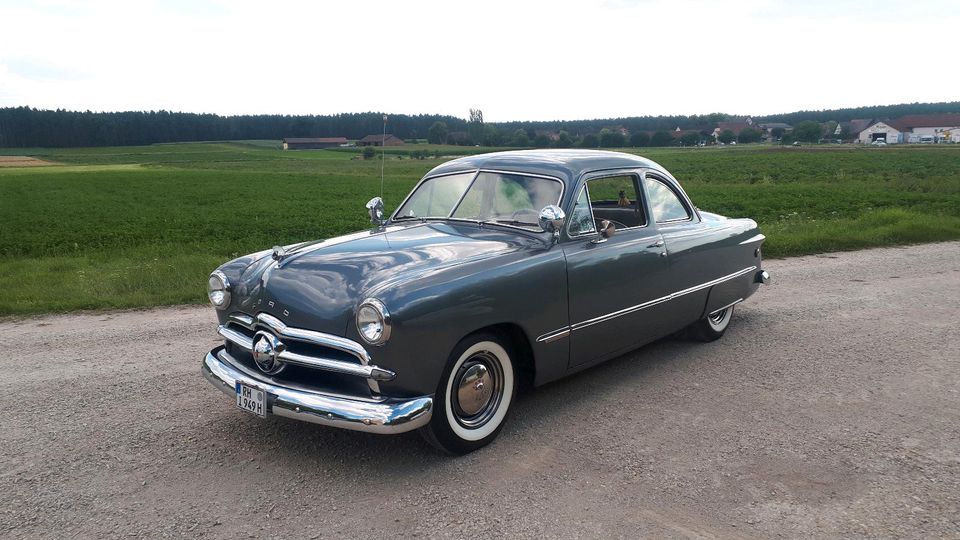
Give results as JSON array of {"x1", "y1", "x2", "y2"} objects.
[{"x1": 0, "y1": 0, "x2": 957, "y2": 121}]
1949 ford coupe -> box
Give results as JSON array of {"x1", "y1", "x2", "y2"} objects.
[{"x1": 202, "y1": 150, "x2": 769, "y2": 454}]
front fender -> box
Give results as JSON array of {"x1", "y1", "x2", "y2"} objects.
[{"x1": 356, "y1": 247, "x2": 569, "y2": 397}]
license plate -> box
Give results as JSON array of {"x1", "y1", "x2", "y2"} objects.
[{"x1": 236, "y1": 382, "x2": 266, "y2": 418}]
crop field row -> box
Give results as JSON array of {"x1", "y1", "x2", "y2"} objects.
[{"x1": 1, "y1": 142, "x2": 959, "y2": 314}]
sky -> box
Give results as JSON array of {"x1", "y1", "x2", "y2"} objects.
[{"x1": 1, "y1": 0, "x2": 958, "y2": 122}]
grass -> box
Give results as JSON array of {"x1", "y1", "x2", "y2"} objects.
[{"x1": 1, "y1": 142, "x2": 958, "y2": 315}]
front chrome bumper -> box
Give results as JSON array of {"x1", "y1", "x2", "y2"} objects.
[{"x1": 202, "y1": 347, "x2": 433, "y2": 434}]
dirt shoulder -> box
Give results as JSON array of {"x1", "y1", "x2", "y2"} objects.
[{"x1": 1, "y1": 242, "x2": 958, "y2": 538}]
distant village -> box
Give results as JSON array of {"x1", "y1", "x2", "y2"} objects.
[{"x1": 282, "y1": 113, "x2": 960, "y2": 150}]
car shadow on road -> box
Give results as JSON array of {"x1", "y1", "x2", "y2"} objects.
[{"x1": 210, "y1": 311, "x2": 756, "y2": 479}]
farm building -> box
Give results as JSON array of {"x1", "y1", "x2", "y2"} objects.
[
  {"x1": 358, "y1": 134, "x2": 405, "y2": 147},
  {"x1": 757, "y1": 122, "x2": 793, "y2": 140},
  {"x1": 896, "y1": 114, "x2": 960, "y2": 143},
  {"x1": 713, "y1": 118, "x2": 755, "y2": 137},
  {"x1": 858, "y1": 121, "x2": 904, "y2": 144},
  {"x1": 841, "y1": 119, "x2": 873, "y2": 141},
  {"x1": 857, "y1": 114, "x2": 960, "y2": 144},
  {"x1": 282, "y1": 137, "x2": 348, "y2": 150}
]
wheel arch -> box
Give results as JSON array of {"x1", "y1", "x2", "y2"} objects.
[{"x1": 467, "y1": 322, "x2": 536, "y2": 393}]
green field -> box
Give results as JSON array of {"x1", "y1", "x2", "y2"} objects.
[{"x1": 2, "y1": 142, "x2": 959, "y2": 315}]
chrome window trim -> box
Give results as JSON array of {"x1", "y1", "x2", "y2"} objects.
[
  {"x1": 586, "y1": 172, "x2": 649, "y2": 229},
  {"x1": 565, "y1": 170, "x2": 649, "y2": 240},
  {"x1": 390, "y1": 169, "x2": 479, "y2": 223},
  {"x1": 565, "y1": 184, "x2": 598, "y2": 239},
  {"x1": 390, "y1": 168, "x2": 566, "y2": 233},
  {"x1": 450, "y1": 169, "x2": 566, "y2": 232},
  {"x1": 642, "y1": 171, "x2": 698, "y2": 224},
  {"x1": 535, "y1": 265, "x2": 757, "y2": 343}
]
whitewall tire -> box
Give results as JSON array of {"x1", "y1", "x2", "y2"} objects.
[
  {"x1": 690, "y1": 305, "x2": 734, "y2": 342},
  {"x1": 421, "y1": 333, "x2": 516, "y2": 454}
]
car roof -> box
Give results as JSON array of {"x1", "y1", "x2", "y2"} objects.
[{"x1": 424, "y1": 150, "x2": 670, "y2": 186}]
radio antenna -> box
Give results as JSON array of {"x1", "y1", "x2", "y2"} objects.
[{"x1": 380, "y1": 114, "x2": 387, "y2": 201}]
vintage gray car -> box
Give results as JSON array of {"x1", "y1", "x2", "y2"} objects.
[{"x1": 202, "y1": 150, "x2": 769, "y2": 454}]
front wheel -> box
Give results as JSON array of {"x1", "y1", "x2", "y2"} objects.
[
  {"x1": 420, "y1": 333, "x2": 515, "y2": 455},
  {"x1": 689, "y1": 305, "x2": 734, "y2": 342}
]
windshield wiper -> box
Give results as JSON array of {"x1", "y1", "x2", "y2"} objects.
[{"x1": 491, "y1": 219, "x2": 538, "y2": 227}]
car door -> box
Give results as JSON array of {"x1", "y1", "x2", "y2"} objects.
[
  {"x1": 639, "y1": 171, "x2": 713, "y2": 331},
  {"x1": 562, "y1": 171, "x2": 671, "y2": 368}
]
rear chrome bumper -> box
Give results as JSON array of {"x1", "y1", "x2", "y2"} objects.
[{"x1": 202, "y1": 347, "x2": 433, "y2": 434}]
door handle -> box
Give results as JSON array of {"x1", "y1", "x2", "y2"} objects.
[{"x1": 648, "y1": 240, "x2": 664, "y2": 248}]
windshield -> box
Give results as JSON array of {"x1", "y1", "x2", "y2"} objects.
[{"x1": 394, "y1": 171, "x2": 563, "y2": 230}]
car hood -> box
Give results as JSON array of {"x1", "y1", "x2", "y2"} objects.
[{"x1": 227, "y1": 221, "x2": 540, "y2": 335}]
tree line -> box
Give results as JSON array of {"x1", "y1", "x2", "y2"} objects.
[
  {"x1": 1, "y1": 101, "x2": 957, "y2": 148},
  {"x1": 0, "y1": 108, "x2": 468, "y2": 148}
]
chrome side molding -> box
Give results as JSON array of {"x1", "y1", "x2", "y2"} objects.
[
  {"x1": 536, "y1": 265, "x2": 757, "y2": 343},
  {"x1": 709, "y1": 298, "x2": 743, "y2": 316},
  {"x1": 739, "y1": 234, "x2": 766, "y2": 245}
]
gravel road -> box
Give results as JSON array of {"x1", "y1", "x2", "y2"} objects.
[{"x1": 2, "y1": 242, "x2": 959, "y2": 539}]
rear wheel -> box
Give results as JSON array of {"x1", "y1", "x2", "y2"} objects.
[
  {"x1": 689, "y1": 305, "x2": 734, "y2": 342},
  {"x1": 420, "y1": 333, "x2": 515, "y2": 455}
]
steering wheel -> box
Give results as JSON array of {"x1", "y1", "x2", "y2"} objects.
[
  {"x1": 511, "y1": 208, "x2": 540, "y2": 223},
  {"x1": 597, "y1": 219, "x2": 627, "y2": 231}
]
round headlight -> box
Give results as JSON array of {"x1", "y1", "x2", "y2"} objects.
[
  {"x1": 207, "y1": 271, "x2": 231, "y2": 309},
  {"x1": 356, "y1": 298, "x2": 391, "y2": 345}
]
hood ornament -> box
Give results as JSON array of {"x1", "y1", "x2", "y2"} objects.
[{"x1": 271, "y1": 245, "x2": 286, "y2": 262}]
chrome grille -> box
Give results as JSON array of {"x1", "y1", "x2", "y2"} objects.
[{"x1": 218, "y1": 312, "x2": 394, "y2": 393}]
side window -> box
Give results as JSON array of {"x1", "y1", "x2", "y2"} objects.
[
  {"x1": 587, "y1": 175, "x2": 646, "y2": 228},
  {"x1": 643, "y1": 176, "x2": 690, "y2": 223},
  {"x1": 567, "y1": 186, "x2": 596, "y2": 236}
]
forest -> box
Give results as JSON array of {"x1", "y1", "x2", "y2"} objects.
[{"x1": 1, "y1": 101, "x2": 958, "y2": 148}]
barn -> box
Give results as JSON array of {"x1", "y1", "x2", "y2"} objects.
[
  {"x1": 896, "y1": 114, "x2": 960, "y2": 143},
  {"x1": 857, "y1": 114, "x2": 960, "y2": 144},
  {"x1": 857, "y1": 121, "x2": 904, "y2": 144},
  {"x1": 282, "y1": 137, "x2": 348, "y2": 150},
  {"x1": 358, "y1": 134, "x2": 405, "y2": 147}
]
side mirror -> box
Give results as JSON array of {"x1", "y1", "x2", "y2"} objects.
[
  {"x1": 366, "y1": 197, "x2": 385, "y2": 226},
  {"x1": 538, "y1": 205, "x2": 566, "y2": 242}
]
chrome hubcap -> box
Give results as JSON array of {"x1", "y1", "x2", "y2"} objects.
[
  {"x1": 452, "y1": 352, "x2": 504, "y2": 428},
  {"x1": 709, "y1": 308, "x2": 727, "y2": 325},
  {"x1": 457, "y1": 364, "x2": 491, "y2": 416}
]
